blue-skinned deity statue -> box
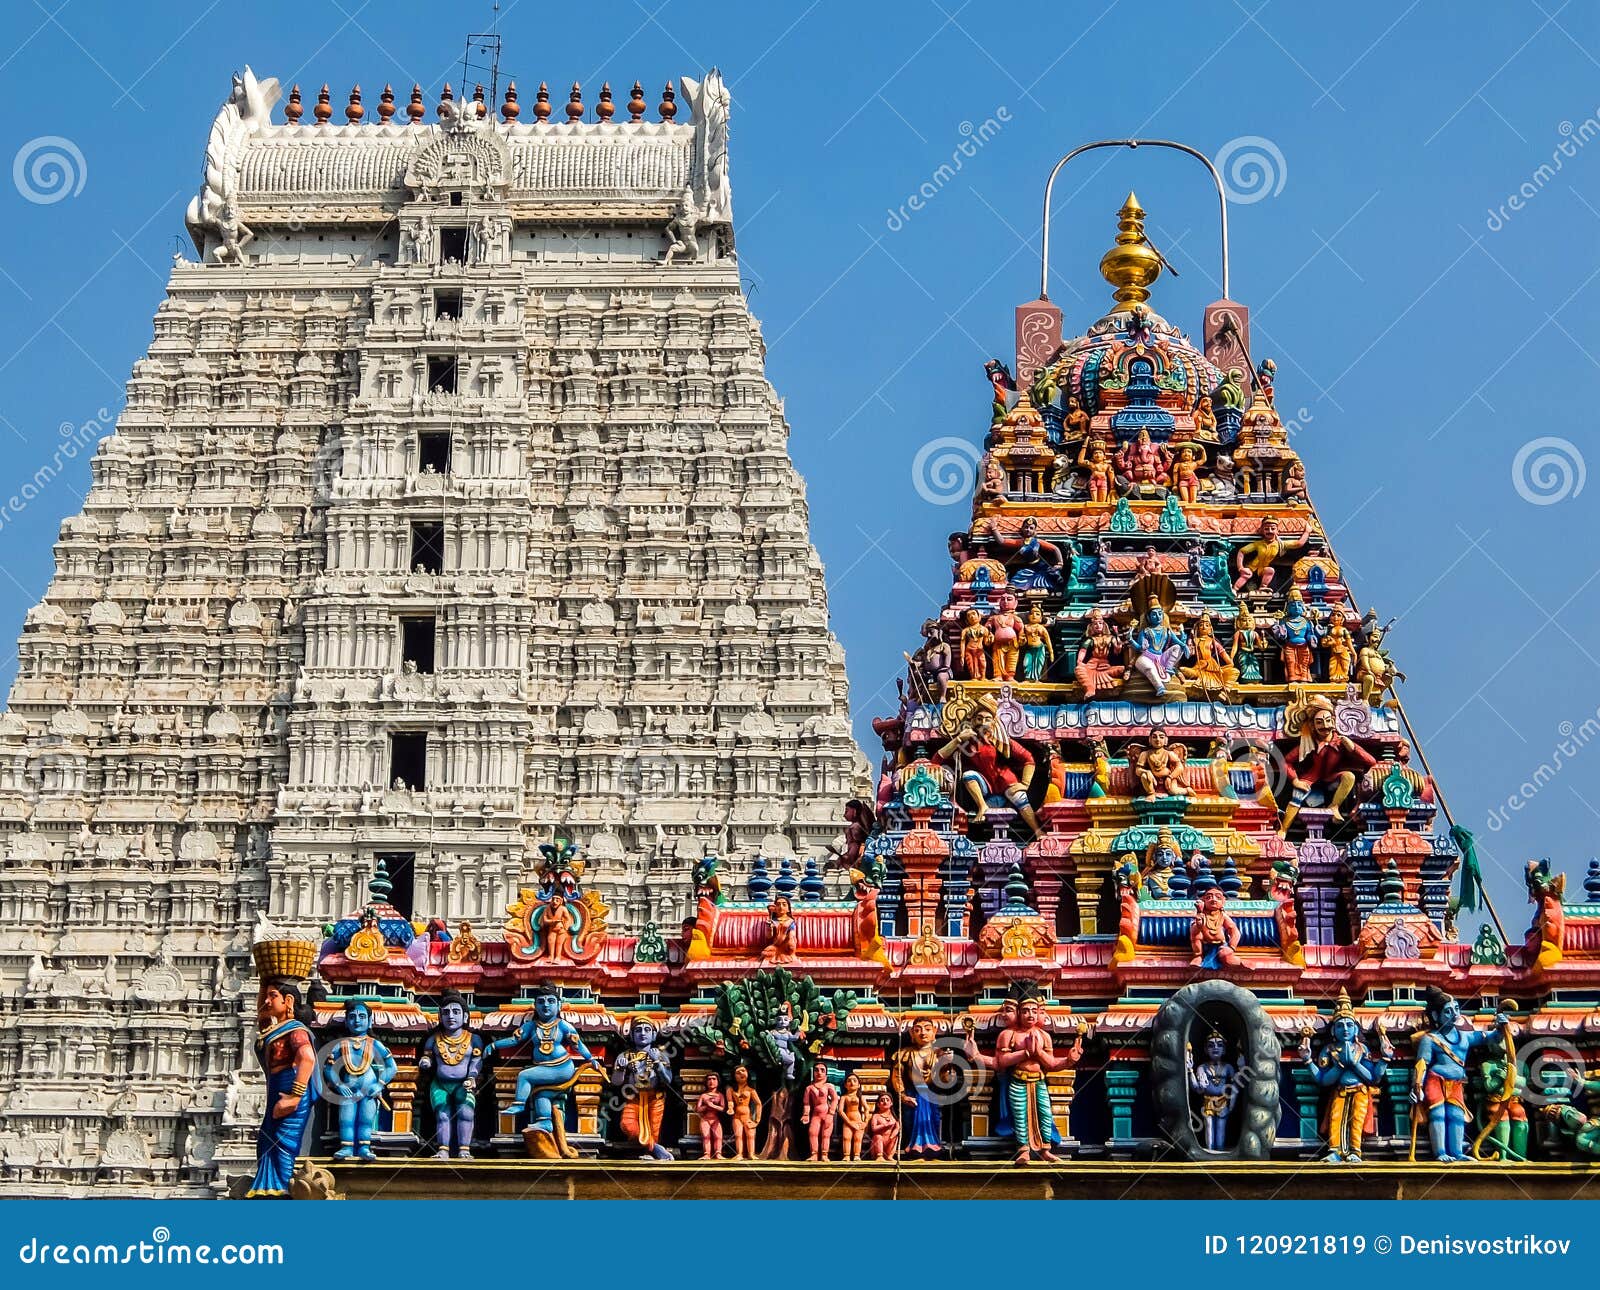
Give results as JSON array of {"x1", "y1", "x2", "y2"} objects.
[
  {"x1": 320, "y1": 999, "x2": 398, "y2": 1162},
  {"x1": 1301, "y1": 989, "x2": 1390, "y2": 1162},
  {"x1": 489, "y1": 982, "x2": 603, "y2": 1159},
  {"x1": 1187, "y1": 1031, "x2": 1238, "y2": 1151},
  {"x1": 1411, "y1": 987, "x2": 1507, "y2": 1163}
]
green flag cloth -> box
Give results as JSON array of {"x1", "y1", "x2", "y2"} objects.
[{"x1": 1451, "y1": 824, "x2": 1485, "y2": 913}]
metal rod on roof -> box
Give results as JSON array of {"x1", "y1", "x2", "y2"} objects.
[{"x1": 1039, "y1": 139, "x2": 1230, "y2": 302}]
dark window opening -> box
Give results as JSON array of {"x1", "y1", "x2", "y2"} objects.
[
  {"x1": 417, "y1": 430, "x2": 452, "y2": 473},
  {"x1": 449, "y1": 191, "x2": 464, "y2": 208},
  {"x1": 376, "y1": 851, "x2": 416, "y2": 919},
  {"x1": 410, "y1": 520, "x2": 445, "y2": 573},
  {"x1": 401, "y1": 615, "x2": 437, "y2": 674},
  {"x1": 427, "y1": 356, "x2": 458, "y2": 394},
  {"x1": 439, "y1": 226, "x2": 467, "y2": 261},
  {"x1": 434, "y1": 288, "x2": 462, "y2": 321},
  {"x1": 389, "y1": 733, "x2": 428, "y2": 792}
]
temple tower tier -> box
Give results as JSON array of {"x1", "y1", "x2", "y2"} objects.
[{"x1": 0, "y1": 66, "x2": 863, "y2": 1195}]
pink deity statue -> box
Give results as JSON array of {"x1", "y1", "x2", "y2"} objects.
[
  {"x1": 696, "y1": 1071, "x2": 727, "y2": 1160},
  {"x1": 1116, "y1": 428, "x2": 1172, "y2": 495},
  {"x1": 801, "y1": 1062, "x2": 840, "y2": 1161},
  {"x1": 867, "y1": 1093, "x2": 900, "y2": 1160}
]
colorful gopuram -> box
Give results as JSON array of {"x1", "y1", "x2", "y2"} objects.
[{"x1": 243, "y1": 185, "x2": 1600, "y2": 1200}]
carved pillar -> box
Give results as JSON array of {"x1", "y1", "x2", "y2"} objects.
[
  {"x1": 1048, "y1": 1067, "x2": 1078, "y2": 1150},
  {"x1": 1014, "y1": 298, "x2": 1062, "y2": 390},
  {"x1": 965, "y1": 1070, "x2": 999, "y2": 1146},
  {"x1": 1383, "y1": 1066, "x2": 1411, "y2": 1142},
  {"x1": 494, "y1": 1066, "x2": 520, "y2": 1138},
  {"x1": 1105, "y1": 1064, "x2": 1141, "y2": 1154},
  {"x1": 572, "y1": 1067, "x2": 605, "y2": 1147},
  {"x1": 1291, "y1": 1067, "x2": 1321, "y2": 1154},
  {"x1": 897, "y1": 809, "x2": 947, "y2": 937},
  {"x1": 678, "y1": 1066, "x2": 710, "y2": 1158},
  {"x1": 382, "y1": 1068, "x2": 420, "y2": 1143}
]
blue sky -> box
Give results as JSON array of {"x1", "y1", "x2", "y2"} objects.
[{"x1": 0, "y1": 1, "x2": 1596, "y2": 925}]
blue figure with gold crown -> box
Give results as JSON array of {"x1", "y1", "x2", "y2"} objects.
[
  {"x1": 490, "y1": 981, "x2": 603, "y2": 1158},
  {"x1": 320, "y1": 999, "x2": 398, "y2": 1162},
  {"x1": 1300, "y1": 988, "x2": 1390, "y2": 1163}
]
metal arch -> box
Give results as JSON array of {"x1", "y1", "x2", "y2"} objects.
[{"x1": 1039, "y1": 138, "x2": 1230, "y2": 303}]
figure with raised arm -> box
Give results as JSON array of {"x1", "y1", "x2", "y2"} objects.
[
  {"x1": 729, "y1": 1063, "x2": 763, "y2": 1161},
  {"x1": 611, "y1": 1014, "x2": 676, "y2": 1161},
  {"x1": 1187, "y1": 1031, "x2": 1238, "y2": 1151},
  {"x1": 489, "y1": 982, "x2": 603, "y2": 1159},
  {"x1": 1410, "y1": 988, "x2": 1509, "y2": 1163}
]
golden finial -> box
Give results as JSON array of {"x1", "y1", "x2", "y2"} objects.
[{"x1": 1099, "y1": 191, "x2": 1162, "y2": 312}]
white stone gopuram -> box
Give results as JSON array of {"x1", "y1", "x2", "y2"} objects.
[{"x1": 0, "y1": 68, "x2": 865, "y2": 1194}]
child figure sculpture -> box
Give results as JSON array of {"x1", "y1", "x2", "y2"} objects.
[
  {"x1": 867, "y1": 1093, "x2": 900, "y2": 1160},
  {"x1": 321, "y1": 999, "x2": 398, "y2": 1162},
  {"x1": 696, "y1": 1071, "x2": 728, "y2": 1160},
  {"x1": 839, "y1": 1072, "x2": 868, "y2": 1162}
]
